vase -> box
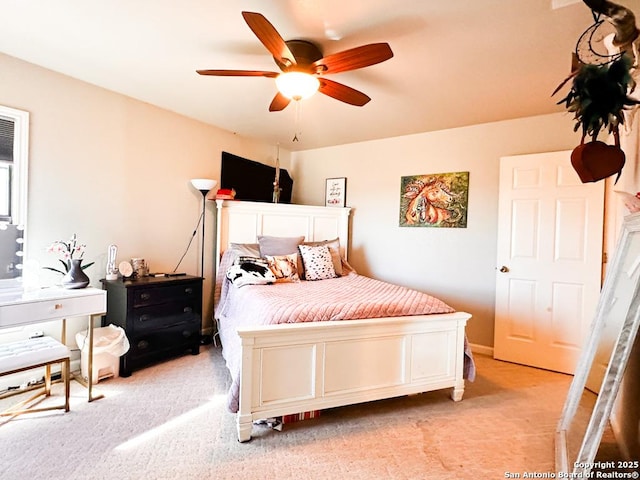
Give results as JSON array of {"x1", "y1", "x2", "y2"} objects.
[{"x1": 62, "y1": 258, "x2": 90, "y2": 289}]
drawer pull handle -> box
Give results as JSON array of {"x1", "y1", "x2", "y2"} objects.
[
  {"x1": 137, "y1": 340, "x2": 149, "y2": 350},
  {"x1": 184, "y1": 288, "x2": 193, "y2": 294},
  {"x1": 166, "y1": 321, "x2": 188, "y2": 329},
  {"x1": 183, "y1": 307, "x2": 193, "y2": 314},
  {"x1": 54, "y1": 303, "x2": 63, "y2": 310},
  {"x1": 139, "y1": 314, "x2": 153, "y2": 322},
  {"x1": 140, "y1": 293, "x2": 151, "y2": 301}
]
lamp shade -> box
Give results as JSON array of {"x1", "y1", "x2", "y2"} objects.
[
  {"x1": 275, "y1": 72, "x2": 320, "y2": 100},
  {"x1": 190, "y1": 178, "x2": 217, "y2": 192}
]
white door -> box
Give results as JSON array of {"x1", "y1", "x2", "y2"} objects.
[{"x1": 494, "y1": 151, "x2": 604, "y2": 374}]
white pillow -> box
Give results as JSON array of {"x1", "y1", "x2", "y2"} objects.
[
  {"x1": 298, "y1": 245, "x2": 337, "y2": 281},
  {"x1": 301, "y1": 238, "x2": 343, "y2": 278}
]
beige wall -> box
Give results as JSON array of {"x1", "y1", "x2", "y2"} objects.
[
  {"x1": 0, "y1": 52, "x2": 290, "y2": 340},
  {"x1": 291, "y1": 113, "x2": 581, "y2": 348}
]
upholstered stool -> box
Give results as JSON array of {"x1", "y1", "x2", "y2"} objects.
[{"x1": 0, "y1": 336, "x2": 71, "y2": 419}]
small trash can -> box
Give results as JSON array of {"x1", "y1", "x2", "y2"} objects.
[{"x1": 75, "y1": 324, "x2": 130, "y2": 384}]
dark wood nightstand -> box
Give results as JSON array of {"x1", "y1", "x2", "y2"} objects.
[{"x1": 100, "y1": 275, "x2": 203, "y2": 377}]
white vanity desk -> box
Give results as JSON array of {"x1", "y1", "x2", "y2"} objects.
[{"x1": 0, "y1": 286, "x2": 107, "y2": 402}]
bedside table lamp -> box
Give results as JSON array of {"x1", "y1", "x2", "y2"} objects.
[{"x1": 190, "y1": 178, "x2": 217, "y2": 277}]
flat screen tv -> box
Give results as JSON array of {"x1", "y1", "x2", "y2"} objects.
[{"x1": 220, "y1": 151, "x2": 292, "y2": 203}]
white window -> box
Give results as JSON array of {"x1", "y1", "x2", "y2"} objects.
[
  {"x1": 0, "y1": 117, "x2": 14, "y2": 222},
  {"x1": 0, "y1": 106, "x2": 28, "y2": 227},
  {"x1": 0, "y1": 106, "x2": 28, "y2": 286}
]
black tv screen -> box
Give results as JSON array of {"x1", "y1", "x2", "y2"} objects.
[{"x1": 221, "y1": 151, "x2": 292, "y2": 203}]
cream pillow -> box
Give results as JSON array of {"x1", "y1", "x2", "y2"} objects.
[
  {"x1": 258, "y1": 235, "x2": 305, "y2": 256},
  {"x1": 229, "y1": 243, "x2": 260, "y2": 257},
  {"x1": 265, "y1": 253, "x2": 300, "y2": 283}
]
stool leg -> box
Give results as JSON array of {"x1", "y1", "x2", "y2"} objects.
[
  {"x1": 61, "y1": 355, "x2": 66, "y2": 386},
  {"x1": 64, "y1": 358, "x2": 70, "y2": 412},
  {"x1": 44, "y1": 364, "x2": 51, "y2": 396}
]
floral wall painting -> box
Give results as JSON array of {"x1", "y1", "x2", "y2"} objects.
[
  {"x1": 325, "y1": 177, "x2": 346, "y2": 207},
  {"x1": 399, "y1": 171, "x2": 469, "y2": 228}
]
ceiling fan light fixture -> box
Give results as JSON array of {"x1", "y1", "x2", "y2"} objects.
[
  {"x1": 198, "y1": 12, "x2": 393, "y2": 111},
  {"x1": 275, "y1": 72, "x2": 320, "y2": 100}
]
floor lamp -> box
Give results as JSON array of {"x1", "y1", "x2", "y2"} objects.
[{"x1": 190, "y1": 178, "x2": 217, "y2": 277}]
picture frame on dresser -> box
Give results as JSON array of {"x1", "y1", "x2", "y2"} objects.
[{"x1": 325, "y1": 177, "x2": 346, "y2": 207}]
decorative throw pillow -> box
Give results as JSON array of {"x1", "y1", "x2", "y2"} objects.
[
  {"x1": 229, "y1": 243, "x2": 260, "y2": 258},
  {"x1": 300, "y1": 238, "x2": 343, "y2": 278},
  {"x1": 258, "y1": 235, "x2": 305, "y2": 256},
  {"x1": 220, "y1": 243, "x2": 261, "y2": 277},
  {"x1": 265, "y1": 253, "x2": 300, "y2": 282},
  {"x1": 298, "y1": 245, "x2": 337, "y2": 281},
  {"x1": 226, "y1": 256, "x2": 276, "y2": 288}
]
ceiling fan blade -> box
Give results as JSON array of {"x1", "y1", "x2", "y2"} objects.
[
  {"x1": 312, "y1": 43, "x2": 393, "y2": 75},
  {"x1": 269, "y1": 92, "x2": 291, "y2": 112},
  {"x1": 318, "y1": 78, "x2": 371, "y2": 106},
  {"x1": 242, "y1": 11, "x2": 297, "y2": 67},
  {"x1": 196, "y1": 69, "x2": 279, "y2": 77}
]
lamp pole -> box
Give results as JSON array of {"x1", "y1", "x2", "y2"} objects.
[
  {"x1": 198, "y1": 189, "x2": 207, "y2": 277},
  {"x1": 190, "y1": 179, "x2": 217, "y2": 278}
]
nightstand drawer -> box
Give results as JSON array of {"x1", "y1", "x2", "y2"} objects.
[
  {"x1": 132, "y1": 303, "x2": 199, "y2": 332},
  {"x1": 129, "y1": 324, "x2": 200, "y2": 360},
  {"x1": 133, "y1": 283, "x2": 200, "y2": 307}
]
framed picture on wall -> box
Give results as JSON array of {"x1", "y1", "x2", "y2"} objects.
[
  {"x1": 399, "y1": 171, "x2": 469, "y2": 228},
  {"x1": 325, "y1": 177, "x2": 346, "y2": 207}
]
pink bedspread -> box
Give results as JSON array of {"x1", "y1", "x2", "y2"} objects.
[
  {"x1": 217, "y1": 272, "x2": 455, "y2": 326},
  {"x1": 215, "y1": 257, "x2": 465, "y2": 412}
]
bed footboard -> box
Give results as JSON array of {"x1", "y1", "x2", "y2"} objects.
[{"x1": 236, "y1": 312, "x2": 470, "y2": 442}]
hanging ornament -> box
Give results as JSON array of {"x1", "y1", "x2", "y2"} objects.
[
  {"x1": 292, "y1": 101, "x2": 303, "y2": 142},
  {"x1": 552, "y1": 1, "x2": 640, "y2": 183},
  {"x1": 273, "y1": 144, "x2": 281, "y2": 203}
]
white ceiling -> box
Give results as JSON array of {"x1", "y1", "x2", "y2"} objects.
[{"x1": 0, "y1": 0, "x2": 626, "y2": 151}]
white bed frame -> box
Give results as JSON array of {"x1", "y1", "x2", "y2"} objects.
[{"x1": 215, "y1": 200, "x2": 471, "y2": 442}]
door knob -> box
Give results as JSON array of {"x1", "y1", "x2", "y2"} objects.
[{"x1": 499, "y1": 266, "x2": 509, "y2": 273}]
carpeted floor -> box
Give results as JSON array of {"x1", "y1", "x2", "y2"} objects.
[{"x1": 0, "y1": 346, "x2": 624, "y2": 480}]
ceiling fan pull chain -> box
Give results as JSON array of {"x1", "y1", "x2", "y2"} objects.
[{"x1": 292, "y1": 101, "x2": 302, "y2": 142}]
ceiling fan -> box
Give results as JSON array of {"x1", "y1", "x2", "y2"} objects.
[{"x1": 196, "y1": 11, "x2": 394, "y2": 112}]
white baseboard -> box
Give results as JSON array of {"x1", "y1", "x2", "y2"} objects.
[
  {"x1": 201, "y1": 326, "x2": 214, "y2": 336},
  {"x1": 469, "y1": 343, "x2": 493, "y2": 357}
]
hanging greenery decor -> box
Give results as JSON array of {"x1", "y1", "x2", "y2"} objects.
[
  {"x1": 552, "y1": 0, "x2": 640, "y2": 184},
  {"x1": 553, "y1": 52, "x2": 639, "y2": 183},
  {"x1": 555, "y1": 54, "x2": 638, "y2": 141}
]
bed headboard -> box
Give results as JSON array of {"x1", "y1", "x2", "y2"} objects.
[{"x1": 215, "y1": 200, "x2": 351, "y2": 269}]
